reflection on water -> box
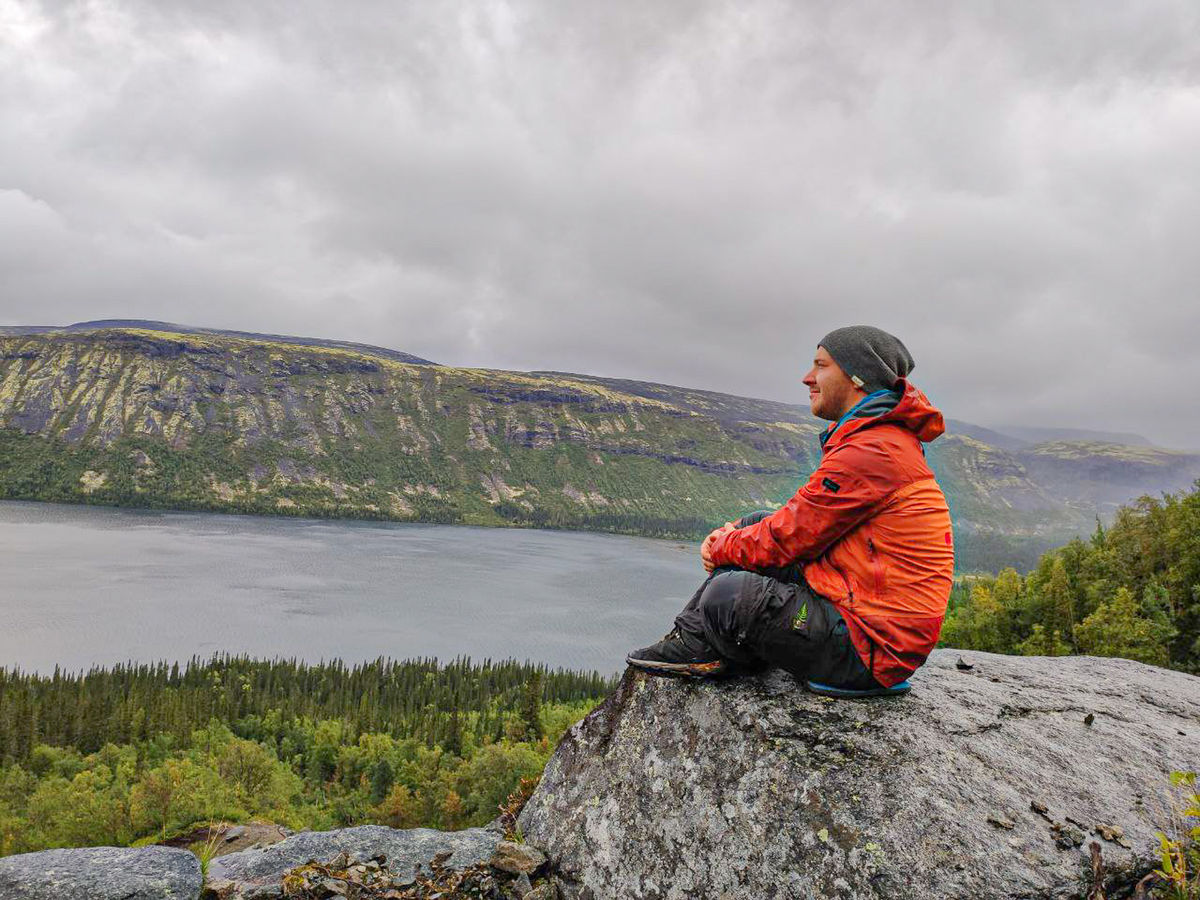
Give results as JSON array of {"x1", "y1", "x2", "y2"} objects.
[{"x1": 1, "y1": 500, "x2": 703, "y2": 676}]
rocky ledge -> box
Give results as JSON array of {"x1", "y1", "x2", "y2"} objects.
[
  {"x1": 518, "y1": 649, "x2": 1200, "y2": 900},
  {"x1": 0, "y1": 827, "x2": 511, "y2": 900},
  {"x1": 0, "y1": 846, "x2": 202, "y2": 900},
  {"x1": 204, "y1": 824, "x2": 501, "y2": 898}
]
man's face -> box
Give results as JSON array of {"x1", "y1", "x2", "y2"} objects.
[{"x1": 803, "y1": 346, "x2": 862, "y2": 421}]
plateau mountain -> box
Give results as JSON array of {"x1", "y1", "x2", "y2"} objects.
[{"x1": 2, "y1": 322, "x2": 1197, "y2": 572}]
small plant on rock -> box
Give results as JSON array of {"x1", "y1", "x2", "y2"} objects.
[
  {"x1": 1144, "y1": 772, "x2": 1200, "y2": 900},
  {"x1": 496, "y1": 775, "x2": 540, "y2": 842},
  {"x1": 189, "y1": 820, "x2": 226, "y2": 881}
]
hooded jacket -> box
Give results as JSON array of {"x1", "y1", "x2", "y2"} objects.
[{"x1": 707, "y1": 378, "x2": 954, "y2": 687}]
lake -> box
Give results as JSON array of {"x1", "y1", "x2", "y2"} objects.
[{"x1": 1, "y1": 500, "x2": 703, "y2": 676}]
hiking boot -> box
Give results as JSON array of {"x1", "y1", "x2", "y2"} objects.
[{"x1": 626, "y1": 628, "x2": 727, "y2": 677}]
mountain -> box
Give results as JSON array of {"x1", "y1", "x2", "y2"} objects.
[
  {"x1": 0, "y1": 319, "x2": 438, "y2": 366},
  {"x1": 987, "y1": 423, "x2": 1156, "y2": 447},
  {"x1": 2, "y1": 322, "x2": 1197, "y2": 573},
  {"x1": 1013, "y1": 440, "x2": 1200, "y2": 511},
  {"x1": 942, "y1": 418, "x2": 1032, "y2": 452}
]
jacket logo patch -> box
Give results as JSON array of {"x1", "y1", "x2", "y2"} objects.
[
  {"x1": 821, "y1": 477, "x2": 841, "y2": 493},
  {"x1": 791, "y1": 602, "x2": 808, "y2": 630}
]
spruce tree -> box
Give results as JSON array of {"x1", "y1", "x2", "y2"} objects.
[
  {"x1": 519, "y1": 673, "x2": 544, "y2": 742},
  {"x1": 368, "y1": 758, "x2": 394, "y2": 805},
  {"x1": 1043, "y1": 557, "x2": 1075, "y2": 649}
]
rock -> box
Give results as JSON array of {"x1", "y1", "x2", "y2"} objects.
[
  {"x1": 0, "y1": 846, "x2": 202, "y2": 900},
  {"x1": 490, "y1": 840, "x2": 547, "y2": 875},
  {"x1": 202, "y1": 878, "x2": 238, "y2": 899},
  {"x1": 526, "y1": 884, "x2": 559, "y2": 900},
  {"x1": 186, "y1": 823, "x2": 290, "y2": 858},
  {"x1": 206, "y1": 825, "x2": 501, "y2": 898},
  {"x1": 512, "y1": 872, "x2": 534, "y2": 896},
  {"x1": 518, "y1": 649, "x2": 1200, "y2": 900},
  {"x1": 1051, "y1": 822, "x2": 1086, "y2": 850}
]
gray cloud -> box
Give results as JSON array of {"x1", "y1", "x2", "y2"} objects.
[{"x1": 2, "y1": 0, "x2": 1199, "y2": 447}]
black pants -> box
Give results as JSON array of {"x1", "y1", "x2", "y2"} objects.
[{"x1": 673, "y1": 513, "x2": 881, "y2": 690}]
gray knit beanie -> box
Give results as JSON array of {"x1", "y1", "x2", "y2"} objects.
[{"x1": 818, "y1": 325, "x2": 914, "y2": 393}]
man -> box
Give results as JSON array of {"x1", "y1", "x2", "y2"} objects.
[{"x1": 626, "y1": 325, "x2": 954, "y2": 694}]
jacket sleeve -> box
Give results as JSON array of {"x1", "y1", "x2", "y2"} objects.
[{"x1": 709, "y1": 438, "x2": 903, "y2": 570}]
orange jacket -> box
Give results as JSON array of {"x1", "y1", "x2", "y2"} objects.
[{"x1": 708, "y1": 379, "x2": 954, "y2": 686}]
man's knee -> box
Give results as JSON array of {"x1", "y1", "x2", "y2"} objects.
[
  {"x1": 698, "y1": 570, "x2": 767, "y2": 637},
  {"x1": 699, "y1": 569, "x2": 752, "y2": 608}
]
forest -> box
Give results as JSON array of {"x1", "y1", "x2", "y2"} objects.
[
  {"x1": 0, "y1": 656, "x2": 613, "y2": 857},
  {"x1": 939, "y1": 479, "x2": 1200, "y2": 673}
]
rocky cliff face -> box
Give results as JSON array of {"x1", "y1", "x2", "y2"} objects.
[
  {"x1": 518, "y1": 650, "x2": 1200, "y2": 900},
  {"x1": 0, "y1": 326, "x2": 813, "y2": 538}
]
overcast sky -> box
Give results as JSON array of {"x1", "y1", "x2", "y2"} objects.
[{"x1": 2, "y1": 1, "x2": 1199, "y2": 448}]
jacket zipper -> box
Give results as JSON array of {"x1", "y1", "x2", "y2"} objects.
[{"x1": 829, "y1": 560, "x2": 854, "y2": 605}]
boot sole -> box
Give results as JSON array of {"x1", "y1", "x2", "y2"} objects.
[
  {"x1": 805, "y1": 679, "x2": 912, "y2": 698},
  {"x1": 625, "y1": 656, "x2": 727, "y2": 677}
]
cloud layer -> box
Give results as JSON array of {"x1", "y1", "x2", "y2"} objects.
[{"x1": 3, "y1": 0, "x2": 1199, "y2": 447}]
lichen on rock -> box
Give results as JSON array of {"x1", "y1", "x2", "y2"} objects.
[
  {"x1": 204, "y1": 825, "x2": 503, "y2": 899},
  {"x1": 518, "y1": 649, "x2": 1200, "y2": 900},
  {"x1": 0, "y1": 845, "x2": 202, "y2": 900}
]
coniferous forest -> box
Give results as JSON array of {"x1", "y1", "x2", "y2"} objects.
[
  {"x1": 0, "y1": 656, "x2": 613, "y2": 857},
  {"x1": 939, "y1": 479, "x2": 1200, "y2": 672}
]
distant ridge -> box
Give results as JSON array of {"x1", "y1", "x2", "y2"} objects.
[
  {"x1": 987, "y1": 423, "x2": 1153, "y2": 448},
  {"x1": 4, "y1": 320, "x2": 1199, "y2": 574},
  {"x1": 0, "y1": 319, "x2": 440, "y2": 367},
  {"x1": 0, "y1": 321, "x2": 1170, "y2": 450},
  {"x1": 943, "y1": 419, "x2": 1031, "y2": 452}
]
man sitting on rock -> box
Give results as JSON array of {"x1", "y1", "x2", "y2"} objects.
[{"x1": 626, "y1": 325, "x2": 955, "y2": 695}]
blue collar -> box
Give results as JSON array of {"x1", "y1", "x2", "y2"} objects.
[{"x1": 820, "y1": 389, "x2": 899, "y2": 448}]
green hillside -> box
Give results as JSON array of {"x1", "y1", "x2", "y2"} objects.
[{"x1": 3, "y1": 325, "x2": 1194, "y2": 572}]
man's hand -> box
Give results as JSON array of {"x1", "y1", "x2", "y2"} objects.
[{"x1": 701, "y1": 521, "x2": 737, "y2": 573}]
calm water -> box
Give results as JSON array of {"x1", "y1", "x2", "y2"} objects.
[{"x1": 0, "y1": 501, "x2": 704, "y2": 676}]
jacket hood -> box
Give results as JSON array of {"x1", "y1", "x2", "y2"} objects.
[{"x1": 819, "y1": 377, "x2": 945, "y2": 452}]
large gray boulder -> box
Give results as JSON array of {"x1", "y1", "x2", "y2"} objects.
[
  {"x1": 0, "y1": 846, "x2": 202, "y2": 900},
  {"x1": 519, "y1": 649, "x2": 1200, "y2": 900},
  {"x1": 204, "y1": 824, "x2": 502, "y2": 898}
]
